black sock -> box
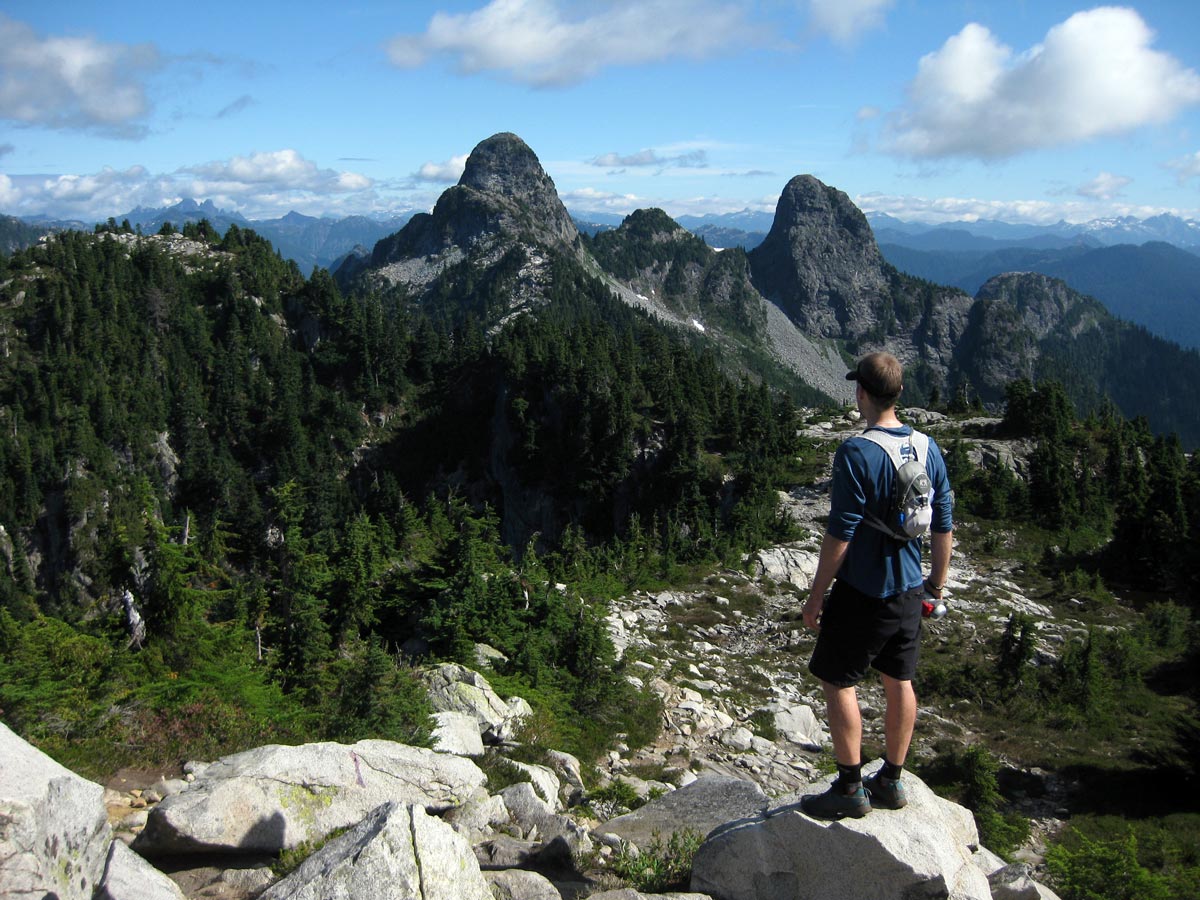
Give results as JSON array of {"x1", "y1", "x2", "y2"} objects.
[
  {"x1": 836, "y1": 762, "x2": 863, "y2": 792},
  {"x1": 881, "y1": 758, "x2": 903, "y2": 781}
]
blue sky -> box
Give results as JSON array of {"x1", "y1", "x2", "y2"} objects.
[{"x1": 2, "y1": 1, "x2": 1199, "y2": 225}]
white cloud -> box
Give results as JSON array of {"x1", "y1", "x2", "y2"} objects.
[
  {"x1": 591, "y1": 148, "x2": 708, "y2": 168},
  {"x1": 415, "y1": 153, "x2": 469, "y2": 183},
  {"x1": 1167, "y1": 150, "x2": 1200, "y2": 184},
  {"x1": 884, "y1": 7, "x2": 1200, "y2": 159},
  {"x1": 808, "y1": 0, "x2": 893, "y2": 45},
  {"x1": 183, "y1": 150, "x2": 373, "y2": 194},
  {"x1": 0, "y1": 174, "x2": 20, "y2": 208},
  {"x1": 0, "y1": 14, "x2": 161, "y2": 138},
  {"x1": 1076, "y1": 172, "x2": 1132, "y2": 200},
  {"x1": 3, "y1": 152, "x2": 379, "y2": 221},
  {"x1": 386, "y1": 0, "x2": 757, "y2": 87},
  {"x1": 855, "y1": 190, "x2": 1191, "y2": 226},
  {"x1": 560, "y1": 186, "x2": 645, "y2": 213},
  {"x1": 561, "y1": 185, "x2": 776, "y2": 219}
]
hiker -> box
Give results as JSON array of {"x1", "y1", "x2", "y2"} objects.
[{"x1": 800, "y1": 351, "x2": 954, "y2": 819}]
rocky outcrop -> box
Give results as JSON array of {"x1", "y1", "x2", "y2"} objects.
[
  {"x1": 748, "y1": 175, "x2": 891, "y2": 340},
  {"x1": 691, "y1": 765, "x2": 991, "y2": 900},
  {"x1": 258, "y1": 801, "x2": 492, "y2": 900},
  {"x1": 132, "y1": 740, "x2": 486, "y2": 855},
  {"x1": 0, "y1": 721, "x2": 111, "y2": 900},
  {"x1": 432, "y1": 710, "x2": 486, "y2": 757},
  {"x1": 589, "y1": 209, "x2": 764, "y2": 338},
  {"x1": 484, "y1": 868, "x2": 565, "y2": 900},
  {"x1": 422, "y1": 662, "x2": 532, "y2": 744},
  {"x1": 8, "y1": 581, "x2": 1066, "y2": 900}
]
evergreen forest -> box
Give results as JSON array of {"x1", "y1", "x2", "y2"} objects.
[{"x1": 0, "y1": 222, "x2": 803, "y2": 771}]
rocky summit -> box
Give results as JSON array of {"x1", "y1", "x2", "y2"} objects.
[
  {"x1": 748, "y1": 175, "x2": 892, "y2": 340},
  {"x1": 350, "y1": 132, "x2": 581, "y2": 303}
]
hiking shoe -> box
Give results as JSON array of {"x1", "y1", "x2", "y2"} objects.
[
  {"x1": 864, "y1": 772, "x2": 907, "y2": 810},
  {"x1": 800, "y1": 782, "x2": 871, "y2": 820}
]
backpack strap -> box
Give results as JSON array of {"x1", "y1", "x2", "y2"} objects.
[
  {"x1": 855, "y1": 428, "x2": 930, "y2": 538},
  {"x1": 857, "y1": 428, "x2": 929, "y2": 468}
]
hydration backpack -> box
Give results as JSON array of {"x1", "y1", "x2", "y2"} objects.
[{"x1": 858, "y1": 429, "x2": 933, "y2": 541}]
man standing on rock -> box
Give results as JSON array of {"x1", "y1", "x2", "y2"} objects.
[{"x1": 800, "y1": 352, "x2": 953, "y2": 820}]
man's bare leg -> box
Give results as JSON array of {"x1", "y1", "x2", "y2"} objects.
[
  {"x1": 799, "y1": 680, "x2": 872, "y2": 818},
  {"x1": 881, "y1": 674, "x2": 916, "y2": 766},
  {"x1": 824, "y1": 682, "x2": 862, "y2": 765}
]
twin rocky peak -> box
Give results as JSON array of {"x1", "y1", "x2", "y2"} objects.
[
  {"x1": 342, "y1": 132, "x2": 1106, "y2": 410},
  {"x1": 352, "y1": 132, "x2": 907, "y2": 335}
]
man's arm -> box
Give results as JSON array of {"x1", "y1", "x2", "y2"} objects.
[
  {"x1": 802, "y1": 532, "x2": 851, "y2": 630},
  {"x1": 926, "y1": 529, "x2": 953, "y2": 597}
]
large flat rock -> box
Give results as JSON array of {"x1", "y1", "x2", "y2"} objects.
[
  {"x1": 690, "y1": 766, "x2": 991, "y2": 900},
  {"x1": 595, "y1": 775, "x2": 768, "y2": 849},
  {"x1": 132, "y1": 739, "x2": 486, "y2": 855}
]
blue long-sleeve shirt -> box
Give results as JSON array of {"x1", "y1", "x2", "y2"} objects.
[{"x1": 827, "y1": 425, "x2": 954, "y2": 599}]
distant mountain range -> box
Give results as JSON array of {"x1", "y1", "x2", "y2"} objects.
[
  {"x1": 10, "y1": 189, "x2": 1200, "y2": 367},
  {"x1": 863, "y1": 210, "x2": 1200, "y2": 350},
  {"x1": 868, "y1": 211, "x2": 1200, "y2": 251}
]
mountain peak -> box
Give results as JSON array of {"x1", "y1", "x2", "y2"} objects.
[
  {"x1": 350, "y1": 132, "x2": 581, "y2": 298},
  {"x1": 460, "y1": 132, "x2": 545, "y2": 196},
  {"x1": 747, "y1": 174, "x2": 889, "y2": 338}
]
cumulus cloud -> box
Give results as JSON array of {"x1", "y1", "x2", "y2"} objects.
[
  {"x1": 0, "y1": 14, "x2": 161, "y2": 138},
  {"x1": 884, "y1": 7, "x2": 1200, "y2": 159},
  {"x1": 3, "y1": 151, "x2": 378, "y2": 220},
  {"x1": 183, "y1": 149, "x2": 373, "y2": 193},
  {"x1": 561, "y1": 185, "x2": 776, "y2": 219},
  {"x1": 386, "y1": 0, "x2": 757, "y2": 87},
  {"x1": 414, "y1": 153, "x2": 469, "y2": 183},
  {"x1": 0, "y1": 173, "x2": 21, "y2": 208},
  {"x1": 1076, "y1": 172, "x2": 1132, "y2": 200},
  {"x1": 590, "y1": 148, "x2": 708, "y2": 169},
  {"x1": 808, "y1": 0, "x2": 893, "y2": 45},
  {"x1": 1167, "y1": 151, "x2": 1200, "y2": 184}
]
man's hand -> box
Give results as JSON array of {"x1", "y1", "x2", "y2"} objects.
[
  {"x1": 804, "y1": 533, "x2": 850, "y2": 632},
  {"x1": 802, "y1": 592, "x2": 824, "y2": 630}
]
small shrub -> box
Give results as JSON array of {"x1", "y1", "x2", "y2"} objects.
[
  {"x1": 748, "y1": 709, "x2": 779, "y2": 742},
  {"x1": 476, "y1": 752, "x2": 533, "y2": 793},
  {"x1": 587, "y1": 779, "x2": 642, "y2": 813},
  {"x1": 273, "y1": 826, "x2": 349, "y2": 878},
  {"x1": 1046, "y1": 828, "x2": 1172, "y2": 900},
  {"x1": 610, "y1": 828, "x2": 705, "y2": 893}
]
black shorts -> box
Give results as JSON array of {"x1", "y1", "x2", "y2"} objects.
[{"x1": 808, "y1": 579, "x2": 923, "y2": 687}]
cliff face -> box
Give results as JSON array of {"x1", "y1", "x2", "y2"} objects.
[{"x1": 747, "y1": 175, "x2": 892, "y2": 340}]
